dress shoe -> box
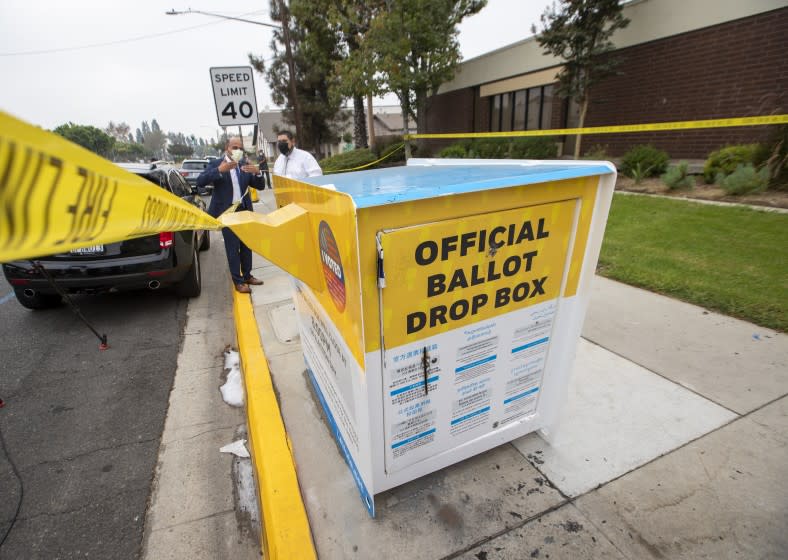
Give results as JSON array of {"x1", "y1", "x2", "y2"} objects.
[
  {"x1": 245, "y1": 275, "x2": 264, "y2": 286},
  {"x1": 235, "y1": 282, "x2": 252, "y2": 294}
]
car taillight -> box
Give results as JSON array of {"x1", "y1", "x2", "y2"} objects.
[
  {"x1": 159, "y1": 232, "x2": 174, "y2": 248},
  {"x1": 179, "y1": 170, "x2": 188, "y2": 176},
  {"x1": 9, "y1": 278, "x2": 31, "y2": 285}
]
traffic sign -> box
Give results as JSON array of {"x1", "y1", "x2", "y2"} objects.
[{"x1": 209, "y1": 66, "x2": 259, "y2": 126}]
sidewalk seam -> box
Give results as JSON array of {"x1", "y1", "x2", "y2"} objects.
[
  {"x1": 439, "y1": 497, "x2": 571, "y2": 560},
  {"x1": 581, "y1": 335, "x2": 743, "y2": 417},
  {"x1": 232, "y1": 286, "x2": 317, "y2": 560}
]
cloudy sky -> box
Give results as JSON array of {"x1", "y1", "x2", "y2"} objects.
[{"x1": 0, "y1": 0, "x2": 551, "y2": 142}]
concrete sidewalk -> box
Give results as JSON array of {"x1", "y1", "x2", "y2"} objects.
[{"x1": 243, "y1": 189, "x2": 788, "y2": 559}]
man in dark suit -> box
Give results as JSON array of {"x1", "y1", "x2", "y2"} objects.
[{"x1": 197, "y1": 136, "x2": 266, "y2": 293}]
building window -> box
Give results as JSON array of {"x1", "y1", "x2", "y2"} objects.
[
  {"x1": 541, "y1": 85, "x2": 554, "y2": 129},
  {"x1": 513, "y1": 90, "x2": 527, "y2": 130},
  {"x1": 489, "y1": 84, "x2": 554, "y2": 131},
  {"x1": 527, "y1": 87, "x2": 542, "y2": 130},
  {"x1": 490, "y1": 95, "x2": 501, "y2": 132},
  {"x1": 501, "y1": 93, "x2": 513, "y2": 132}
]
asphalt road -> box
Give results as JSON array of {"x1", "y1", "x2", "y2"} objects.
[{"x1": 0, "y1": 276, "x2": 187, "y2": 559}]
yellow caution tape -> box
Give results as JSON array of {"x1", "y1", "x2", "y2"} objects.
[
  {"x1": 405, "y1": 114, "x2": 788, "y2": 140},
  {"x1": 0, "y1": 110, "x2": 222, "y2": 263},
  {"x1": 324, "y1": 142, "x2": 404, "y2": 174},
  {"x1": 3, "y1": 110, "x2": 785, "y2": 263}
]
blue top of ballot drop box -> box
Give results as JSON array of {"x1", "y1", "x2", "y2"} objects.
[{"x1": 302, "y1": 159, "x2": 614, "y2": 209}]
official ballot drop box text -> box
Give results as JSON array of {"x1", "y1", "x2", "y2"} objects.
[{"x1": 272, "y1": 159, "x2": 616, "y2": 515}]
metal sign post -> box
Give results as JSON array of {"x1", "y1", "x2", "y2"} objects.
[{"x1": 210, "y1": 66, "x2": 259, "y2": 127}]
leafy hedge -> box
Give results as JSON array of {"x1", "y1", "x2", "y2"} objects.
[
  {"x1": 319, "y1": 149, "x2": 377, "y2": 173},
  {"x1": 437, "y1": 137, "x2": 558, "y2": 159}
]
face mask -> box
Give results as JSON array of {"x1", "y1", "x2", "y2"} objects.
[
  {"x1": 230, "y1": 149, "x2": 244, "y2": 162},
  {"x1": 277, "y1": 141, "x2": 291, "y2": 156}
]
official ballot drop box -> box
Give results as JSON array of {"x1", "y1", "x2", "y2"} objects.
[{"x1": 271, "y1": 158, "x2": 616, "y2": 515}]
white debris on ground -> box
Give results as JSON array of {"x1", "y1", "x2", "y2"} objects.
[
  {"x1": 220, "y1": 439, "x2": 250, "y2": 458},
  {"x1": 234, "y1": 454, "x2": 261, "y2": 534},
  {"x1": 220, "y1": 349, "x2": 244, "y2": 407}
]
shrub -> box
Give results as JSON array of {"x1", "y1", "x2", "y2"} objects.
[
  {"x1": 437, "y1": 137, "x2": 558, "y2": 160},
  {"x1": 319, "y1": 148, "x2": 377, "y2": 173},
  {"x1": 508, "y1": 136, "x2": 559, "y2": 159},
  {"x1": 661, "y1": 161, "x2": 695, "y2": 190},
  {"x1": 703, "y1": 144, "x2": 759, "y2": 184},
  {"x1": 620, "y1": 145, "x2": 669, "y2": 179},
  {"x1": 379, "y1": 140, "x2": 407, "y2": 163},
  {"x1": 753, "y1": 125, "x2": 788, "y2": 190},
  {"x1": 471, "y1": 138, "x2": 511, "y2": 158},
  {"x1": 438, "y1": 144, "x2": 467, "y2": 158},
  {"x1": 717, "y1": 164, "x2": 769, "y2": 195},
  {"x1": 372, "y1": 135, "x2": 402, "y2": 157},
  {"x1": 583, "y1": 144, "x2": 610, "y2": 160},
  {"x1": 629, "y1": 162, "x2": 652, "y2": 184}
]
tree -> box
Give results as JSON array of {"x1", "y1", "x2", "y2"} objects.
[
  {"x1": 368, "y1": 0, "x2": 486, "y2": 148},
  {"x1": 135, "y1": 128, "x2": 144, "y2": 144},
  {"x1": 53, "y1": 123, "x2": 115, "y2": 157},
  {"x1": 105, "y1": 121, "x2": 131, "y2": 142},
  {"x1": 140, "y1": 119, "x2": 166, "y2": 160},
  {"x1": 325, "y1": 0, "x2": 385, "y2": 149},
  {"x1": 250, "y1": 0, "x2": 345, "y2": 155},
  {"x1": 533, "y1": 0, "x2": 629, "y2": 159},
  {"x1": 169, "y1": 143, "x2": 194, "y2": 158},
  {"x1": 113, "y1": 141, "x2": 146, "y2": 162}
]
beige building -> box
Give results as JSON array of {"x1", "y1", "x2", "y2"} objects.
[
  {"x1": 426, "y1": 0, "x2": 787, "y2": 157},
  {"x1": 257, "y1": 105, "x2": 416, "y2": 160}
]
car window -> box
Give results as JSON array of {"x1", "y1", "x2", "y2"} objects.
[
  {"x1": 182, "y1": 161, "x2": 207, "y2": 170},
  {"x1": 169, "y1": 171, "x2": 192, "y2": 197}
]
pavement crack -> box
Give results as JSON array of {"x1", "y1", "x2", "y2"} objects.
[
  {"x1": 149, "y1": 508, "x2": 236, "y2": 533},
  {"x1": 573, "y1": 502, "x2": 637, "y2": 560},
  {"x1": 27, "y1": 437, "x2": 159, "y2": 469},
  {"x1": 170, "y1": 424, "x2": 240, "y2": 443},
  {"x1": 15, "y1": 487, "x2": 144, "y2": 523},
  {"x1": 438, "y1": 498, "x2": 571, "y2": 560}
]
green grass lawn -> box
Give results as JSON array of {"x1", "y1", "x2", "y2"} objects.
[{"x1": 597, "y1": 194, "x2": 788, "y2": 332}]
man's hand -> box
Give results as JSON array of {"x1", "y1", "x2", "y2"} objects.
[
  {"x1": 218, "y1": 159, "x2": 238, "y2": 173},
  {"x1": 241, "y1": 164, "x2": 260, "y2": 175}
]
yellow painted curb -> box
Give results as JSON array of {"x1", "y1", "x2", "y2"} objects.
[{"x1": 232, "y1": 287, "x2": 317, "y2": 560}]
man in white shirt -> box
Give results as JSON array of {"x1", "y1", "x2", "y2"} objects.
[{"x1": 272, "y1": 130, "x2": 323, "y2": 180}]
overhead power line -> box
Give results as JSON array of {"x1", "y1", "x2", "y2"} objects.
[{"x1": 0, "y1": 10, "x2": 272, "y2": 57}]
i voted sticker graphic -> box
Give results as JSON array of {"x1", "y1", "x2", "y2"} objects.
[{"x1": 319, "y1": 220, "x2": 346, "y2": 312}]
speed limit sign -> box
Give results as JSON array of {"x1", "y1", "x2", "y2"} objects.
[{"x1": 209, "y1": 66, "x2": 259, "y2": 126}]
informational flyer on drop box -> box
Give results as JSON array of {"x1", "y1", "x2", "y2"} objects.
[
  {"x1": 379, "y1": 201, "x2": 573, "y2": 471},
  {"x1": 383, "y1": 300, "x2": 557, "y2": 471}
]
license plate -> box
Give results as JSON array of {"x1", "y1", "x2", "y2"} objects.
[{"x1": 70, "y1": 244, "x2": 105, "y2": 255}]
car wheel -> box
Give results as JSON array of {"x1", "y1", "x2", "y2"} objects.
[
  {"x1": 175, "y1": 246, "x2": 202, "y2": 298},
  {"x1": 13, "y1": 288, "x2": 63, "y2": 310},
  {"x1": 199, "y1": 230, "x2": 211, "y2": 251}
]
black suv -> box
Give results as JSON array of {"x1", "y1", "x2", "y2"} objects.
[{"x1": 3, "y1": 163, "x2": 210, "y2": 309}]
